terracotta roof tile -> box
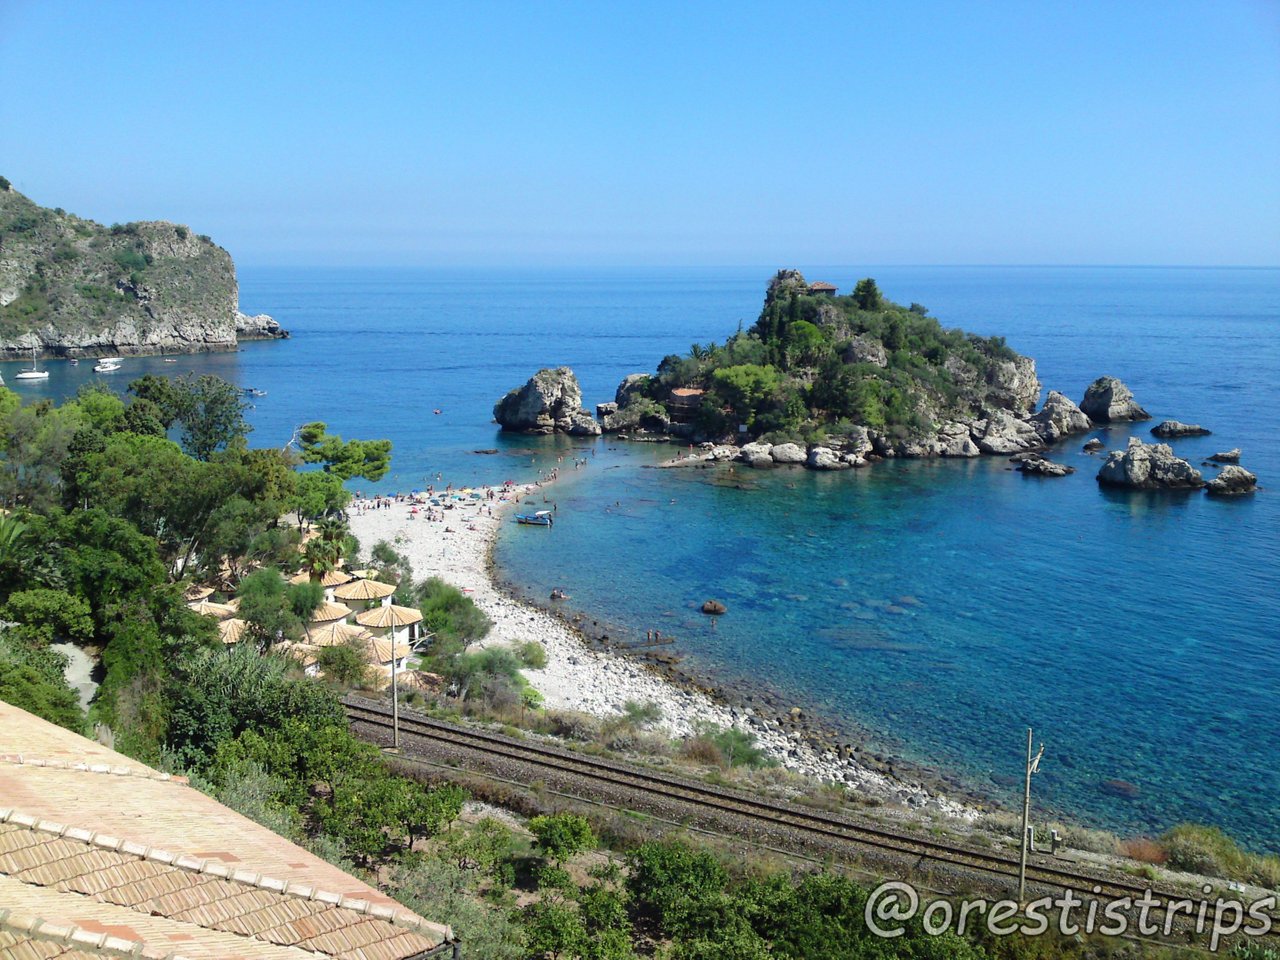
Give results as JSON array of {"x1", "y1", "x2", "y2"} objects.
[{"x1": 0, "y1": 701, "x2": 455, "y2": 958}]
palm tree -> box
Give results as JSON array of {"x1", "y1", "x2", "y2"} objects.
[{"x1": 302, "y1": 538, "x2": 340, "y2": 582}]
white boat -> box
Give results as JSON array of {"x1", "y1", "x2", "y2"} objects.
[
  {"x1": 14, "y1": 346, "x2": 49, "y2": 381},
  {"x1": 93, "y1": 358, "x2": 122, "y2": 373}
]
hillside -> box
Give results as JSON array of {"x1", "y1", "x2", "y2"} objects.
[
  {"x1": 0, "y1": 177, "x2": 285, "y2": 359},
  {"x1": 603, "y1": 269, "x2": 1041, "y2": 452}
]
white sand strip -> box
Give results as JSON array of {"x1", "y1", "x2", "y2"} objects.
[{"x1": 347, "y1": 480, "x2": 970, "y2": 815}]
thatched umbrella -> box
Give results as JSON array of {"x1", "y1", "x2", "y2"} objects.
[
  {"x1": 354, "y1": 604, "x2": 423, "y2": 631},
  {"x1": 333, "y1": 578, "x2": 396, "y2": 606},
  {"x1": 218, "y1": 617, "x2": 249, "y2": 645},
  {"x1": 308, "y1": 601, "x2": 354, "y2": 625},
  {"x1": 188, "y1": 599, "x2": 236, "y2": 620},
  {"x1": 305, "y1": 621, "x2": 376, "y2": 647}
]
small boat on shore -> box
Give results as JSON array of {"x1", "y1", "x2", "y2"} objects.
[{"x1": 515, "y1": 510, "x2": 554, "y2": 527}]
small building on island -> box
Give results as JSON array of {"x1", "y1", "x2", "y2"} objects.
[{"x1": 808, "y1": 281, "x2": 838, "y2": 296}]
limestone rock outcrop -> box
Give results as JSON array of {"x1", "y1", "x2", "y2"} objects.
[
  {"x1": 969, "y1": 409, "x2": 1043, "y2": 455},
  {"x1": 1096, "y1": 438, "x2": 1204, "y2": 490},
  {"x1": 769, "y1": 442, "x2": 807, "y2": 464},
  {"x1": 1151, "y1": 420, "x2": 1211, "y2": 439},
  {"x1": 1017, "y1": 455, "x2": 1075, "y2": 477},
  {"x1": 807, "y1": 446, "x2": 851, "y2": 470},
  {"x1": 1080, "y1": 377, "x2": 1150, "y2": 423},
  {"x1": 1206, "y1": 465, "x2": 1257, "y2": 496},
  {"x1": 1028, "y1": 390, "x2": 1093, "y2": 443},
  {"x1": 0, "y1": 185, "x2": 286, "y2": 358},
  {"x1": 494, "y1": 367, "x2": 602, "y2": 435},
  {"x1": 1209, "y1": 449, "x2": 1241, "y2": 463}
]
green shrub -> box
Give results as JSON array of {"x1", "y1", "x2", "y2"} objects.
[
  {"x1": 529, "y1": 813, "x2": 597, "y2": 864},
  {"x1": 516, "y1": 640, "x2": 547, "y2": 669},
  {"x1": 1163, "y1": 824, "x2": 1280, "y2": 887}
]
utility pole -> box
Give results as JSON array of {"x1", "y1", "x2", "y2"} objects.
[
  {"x1": 389, "y1": 634, "x2": 399, "y2": 757},
  {"x1": 1018, "y1": 727, "x2": 1045, "y2": 904}
]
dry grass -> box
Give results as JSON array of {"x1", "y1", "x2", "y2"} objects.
[{"x1": 1121, "y1": 838, "x2": 1169, "y2": 864}]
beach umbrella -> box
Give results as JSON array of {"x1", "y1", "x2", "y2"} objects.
[
  {"x1": 218, "y1": 617, "x2": 249, "y2": 645},
  {"x1": 354, "y1": 604, "x2": 423, "y2": 630},
  {"x1": 308, "y1": 601, "x2": 354, "y2": 624},
  {"x1": 305, "y1": 621, "x2": 376, "y2": 647},
  {"x1": 188, "y1": 599, "x2": 236, "y2": 620},
  {"x1": 333, "y1": 578, "x2": 397, "y2": 603},
  {"x1": 289, "y1": 568, "x2": 356, "y2": 588}
]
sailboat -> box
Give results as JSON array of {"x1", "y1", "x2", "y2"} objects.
[{"x1": 14, "y1": 345, "x2": 49, "y2": 381}]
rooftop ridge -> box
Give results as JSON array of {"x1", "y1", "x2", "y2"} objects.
[
  {"x1": 0, "y1": 753, "x2": 189, "y2": 784},
  {"x1": 0, "y1": 808, "x2": 453, "y2": 941},
  {"x1": 0, "y1": 905, "x2": 187, "y2": 959}
]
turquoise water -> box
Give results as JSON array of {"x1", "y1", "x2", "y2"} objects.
[{"x1": 8, "y1": 266, "x2": 1277, "y2": 847}]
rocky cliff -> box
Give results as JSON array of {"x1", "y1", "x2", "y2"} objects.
[
  {"x1": 494, "y1": 367, "x2": 602, "y2": 435},
  {"x1": 0, "y1": 180, "x2": 286, "y2": 358}
]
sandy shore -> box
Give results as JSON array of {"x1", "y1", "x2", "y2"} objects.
[{"x1": 348, "y1": 479, "x2": 971, "y2": 816}]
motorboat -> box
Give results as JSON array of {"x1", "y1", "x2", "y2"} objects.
[
  {"x1": 515, "y1": 510, "x2": 554, "y2": 526},
  {"x1": 93, "y1": 357, "x2": 123, "y2": 373}
]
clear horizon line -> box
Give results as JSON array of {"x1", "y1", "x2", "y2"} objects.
[{"x1": 237, "y1": 261, "x2": 1280, "y2": 271}]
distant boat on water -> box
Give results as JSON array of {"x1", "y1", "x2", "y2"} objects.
[
  {"x1": 14, "y1": 346, "x2": 49, "y2": 381},
  {"x1": 93, "y1": 357, "x2": 122, "y2": 373},
  {"x1": 243, "y1": 387, "x2": 267, "y2": 397}
]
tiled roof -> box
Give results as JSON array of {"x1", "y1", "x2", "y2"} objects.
[
  {"x1": 333, "y1": 580, "x2": 396, "y2": 603},
  {"x1": 354, "y1": 606, "x2": 422, "y2": 630},
  {"x1": 0, "y1": 701, "x2": 453, "y2": 959}
]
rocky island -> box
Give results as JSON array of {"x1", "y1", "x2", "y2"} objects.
[{"x1": 0, "y1": 177, "x2": 285, "y2": 358}]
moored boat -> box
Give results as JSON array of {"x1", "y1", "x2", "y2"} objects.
[{"x1": 515, "y1": 510, "x2": 554, "y2": 526}]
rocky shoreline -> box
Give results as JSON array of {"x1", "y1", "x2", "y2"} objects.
[{"x1": 347, "y1": 481, "x2": 978, "y2": 818}]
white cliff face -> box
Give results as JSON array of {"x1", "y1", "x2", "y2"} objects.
[
  {"x1": 493, "y1": 367, "x2": 603, "y2": 436},
  {"x1": 1028, "y1": 390, "x2": 1093, "y2": 443}
]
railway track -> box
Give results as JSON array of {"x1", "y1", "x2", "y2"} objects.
[{"x1": 345, "y1": 696, "x2": 1277, "y2": 942}]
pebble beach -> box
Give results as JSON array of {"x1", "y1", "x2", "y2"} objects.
[{"x1": 347, "y1": 480, "x2": 971, "y2": 816}]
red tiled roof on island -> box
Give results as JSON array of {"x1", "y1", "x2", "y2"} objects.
[{"x1": 0, "y1": 699, "x2": 455, "y2": 959}]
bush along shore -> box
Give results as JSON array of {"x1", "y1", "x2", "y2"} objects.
[{"x1": 493, "y1": 269, "x2": 1259, "y2": 492}]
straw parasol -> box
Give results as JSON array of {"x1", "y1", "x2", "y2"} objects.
[
  {"x1": 289, "y1": 569, "x2": 356, "y2": 589},
  {"x1": 188, "y1": 599, "x2": 236, "y2": 620},
  {"x1": 305, "y1": 621, "x2": 376, "y2": 647},
  {"x1": 218, "y1": 617, "x2": 250, "y2": 645},
  {"x1": 365, "y1": 635, "x2": 414, "y2": 666},
  {"x1": 355, "y1": 604, "x2": 423, "y2": 630},
  {"x1": 183, "y1": 584, "x2": 215, "y2": 602},
  {"x1": 333, "y1": 578, "x2": 396, "y2": 603},
  {"x1": 308, "y1": 601, "x2": 354, "y2": 624}
]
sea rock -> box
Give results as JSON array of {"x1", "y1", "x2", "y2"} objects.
[
  {"x1": 807, "y1": 446, "x2": 851, "y2": 470},
  {"x1": 494, "y1": 367, "x2": 602, "y2": 436},
  {"x1": 937, "y1": 421, "x2": 980, "y2": 457},
  {"x1": 1151, "y1": 420, "x2": 1211, "y2": 438},
  {"x1": 1206, "y1": 465, "x2": 1257, "y2": 496},
  {"x1": 614, "y1": 373, "x2": 654, "y2": 407},
  {"x1": 1080, "y1": 376, "x2": 1151, "y2": 423},
  {"x1": 234, "y1": 311, "x2": 288, "y2": 341},
  {"x1": 701, "y1": 600, "x2": 727, "y2": 615},
  {"x1": 769, "y1": 442, "x2": 806, "y2": 464},
  {"x1": 1083, "y1": 438, "x2": 1105, "y2": 452},
  {"x1": 596, "y1": 401, "x2": 619, "y2": 419},
  {"x1": 969, "y1": 409, "x2": 1043, "y2": 455},
  {"x1": 739, "y1": 441, "x2": 774, "y2": 468},
  {"x1": 1028, "y1": 390, "x2": 1093, "y2": 443},
  {"x1": 1018, "y1": 455, "x2": 1075, "y2": 477},
  {"x1": 1096, "y1": 437, "x2": 1204, "y2": 490},
  {"x1": 1209, "y1": 448, "x2": 1241, "y2": 463}
]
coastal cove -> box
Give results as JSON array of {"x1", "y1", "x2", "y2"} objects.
[{"x1": 7, "y1": 265, "x2": 1277, "y2": 847}]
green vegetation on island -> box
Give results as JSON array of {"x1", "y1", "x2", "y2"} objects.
[
  {"x1": 0, "y1": 178, "x2": 283, "y2": 357},
  {"x1": 608, "y1": 269, "x2": 1038, "y2": 444}
]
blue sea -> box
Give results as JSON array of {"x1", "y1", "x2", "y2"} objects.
[{"x1": 8, "y1": 266, "x2": 1278, "y2": 849}]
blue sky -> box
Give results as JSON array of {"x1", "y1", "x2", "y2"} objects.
[{"x1": 2, "y1": 1, "x2": 1278, "y2": 267}]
